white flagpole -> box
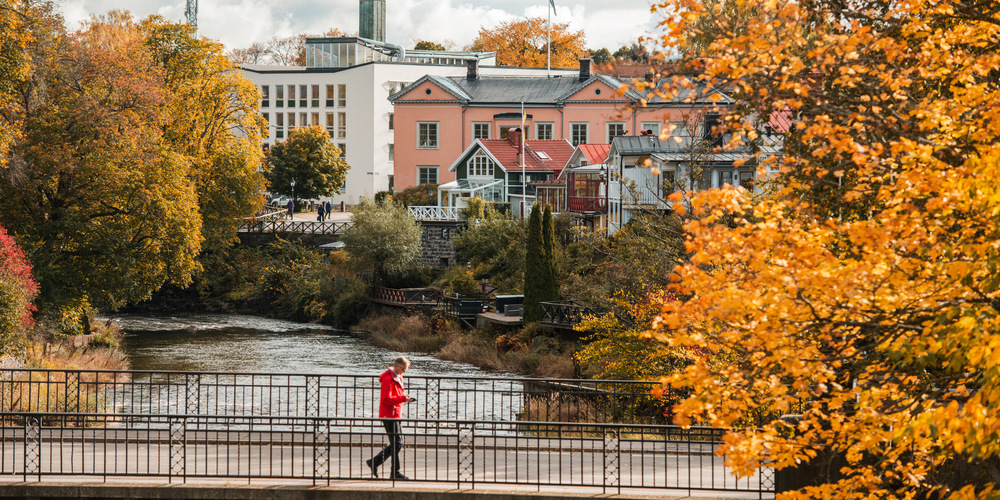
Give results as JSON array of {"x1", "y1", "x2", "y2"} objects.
[
  {"x1": 547, "y1": 2, "x2": 551, "y2": 77},
  {"x1": 521, "y1": 102, "x2": 526, "y2": 218}
]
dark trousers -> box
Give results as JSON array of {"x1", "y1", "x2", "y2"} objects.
[{"x1": 371, "y1": 420, "x2": 403, "y2": 473}]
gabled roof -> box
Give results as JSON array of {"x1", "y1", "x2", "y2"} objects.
[
  {"x1": 390, "y1": 73, "x2": 734, "y2": 109},
  {"x1": 390, "y1": 74, "x2": 635, "y2": 105},
  {"x1": 579, "y1": 144, "x2": 611, "y2": 165},
  {"x1": 559, "y1": 144, "x2": 611, "y2": 180},
  {"x1": 449, "y1": 138, "x2": 574, "y2": 174}
]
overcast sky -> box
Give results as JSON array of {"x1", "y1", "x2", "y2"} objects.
[{"x1": 55, "y1": 0, "x2": 659, "y2": 52}]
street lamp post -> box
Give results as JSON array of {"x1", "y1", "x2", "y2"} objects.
[{"x1": 290, "y1": 179, "x2": 296, "y2": 217}]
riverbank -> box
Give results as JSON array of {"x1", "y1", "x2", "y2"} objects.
[
  {"x1": 1, "y1": 317, "x2": 129, "y2": 373},
  {"x1": 355, "y1": 311, "x2": 578, "y2": 379},
  {"x1": 117, "y1": 239, "x2": 580, "y2": 379}
]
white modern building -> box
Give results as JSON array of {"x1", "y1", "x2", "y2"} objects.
[{"x1": 241, "y1": 37, "x2": 574, "y2": 205}]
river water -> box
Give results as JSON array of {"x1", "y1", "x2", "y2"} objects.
[
  {"x1": 116, "y1": 313, "x2": 495, "y2": 378},
  {"x1": 111, "y1": 313, "x2": 526, "y2": 423}
]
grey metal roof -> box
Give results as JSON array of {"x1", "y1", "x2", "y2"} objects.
[
  {"x1": 389, "y1": 73, "x2": 737, "y2": 107},
  {"x1": 613, "y1": 136, "x2": 783, "y2": 157},
  {"x1": 454, "y1": 76, "x2": 595, "y2": 104}
]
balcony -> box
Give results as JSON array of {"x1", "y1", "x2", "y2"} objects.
[{"x1": 567, "y1": 196, "x2": 606, "y2": 213}]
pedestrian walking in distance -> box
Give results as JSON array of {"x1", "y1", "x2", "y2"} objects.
[
  {"x1": 318, "y1": 202, "x2": 325, "y2": 222},
  {"x1": 366, "y1": 356, "x2": 415, "y2": 480},
  {"x1": 325, "y1": 200, "x2": 332, "y2": 215},
  {"x1": 286, "y1": 199, "x2": 294, "y2": 219}
]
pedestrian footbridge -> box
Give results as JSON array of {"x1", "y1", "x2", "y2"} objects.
[{"x1": 0, "y1": 368, "x2": 774, "y2": 498}]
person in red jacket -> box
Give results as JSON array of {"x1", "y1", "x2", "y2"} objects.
[{"x1": 366, "y1": 356, "x2": 415, "y2": 480}]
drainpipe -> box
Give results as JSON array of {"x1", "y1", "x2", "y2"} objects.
[{"x1": 558, "y1": 104, "x2": 565, "y2": 141}]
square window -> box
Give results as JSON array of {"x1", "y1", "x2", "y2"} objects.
[
  {"x1": 721, "y1": 171, "x2": 733, "y2": 186},
  {"x1": 641, "y1": 122, "x2": 660, "y2": 136},
  {"x1": 418, "y1": 122, "x2": 438, "y2": 149},
  {"x1": 418, "y1": 166, "x2": 438, "y2": 185},
  {"x1": 472, "y1": 122, "x2": 490, "y2": 139},
  {"x1": 607, "y1": 122, "x2": 627, "y2": 142},
  {"x1": 536, "y1": 123, "x2": 553, "y2": 140}
]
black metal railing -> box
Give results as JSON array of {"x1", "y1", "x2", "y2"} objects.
[
  {"x1": 0, "y1": 369, "x2": 670, "y2": 426},
  {"x1": 539, "y1": 301, "x2": 604, "y2": 329},
  {"x1": 237, "y1": 219, "x2": 353, "y2": 235},
  {"x1": 0, "y1": 412, "x2": 773, "y2": 495}
]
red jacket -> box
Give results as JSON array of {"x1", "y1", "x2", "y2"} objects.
[{"x1": 378, "y1": 368, "x2": 407, "y2": 418}]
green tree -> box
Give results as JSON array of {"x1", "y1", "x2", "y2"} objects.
[
  {"x1": 452, "y1": 206, "x2": 525, "y2": 292},
  {"x1": 413, "y1": 40, "x2": 446, "y2": 51},
  {"x1": 394, "y1": 183, "x2": 438, "y2": 207},
  {"x1": 541, "y1": 204, "x2": 559, "y2": 302},
  {"x1": 589, "y1": 47, "x2": 612, "y2": 65},
  {"x1": 341, "y1": 198, "x2": 421, "y2": 284},
  {"x1": 613, "y1": 43, "x2": 649, "y2": 64},
  {"x1": 522, "y1": 204, "x2": 545, "y2": 322},
  {"x1": 265, "y1": 125, "x2": 349, "y2": 204}
]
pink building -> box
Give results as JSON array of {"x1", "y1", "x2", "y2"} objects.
[{"x1": 390, "y1": 59, "x2": 717, "y2": 193}]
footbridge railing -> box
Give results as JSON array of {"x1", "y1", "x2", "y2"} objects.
[
  {"x1": 408, "y1": 206, "x2": 461, "y2": 221},
  {"x1": 0, "y1": 369, "x2": 775, "y2": 496},
  {"x1": 238, "y1": 219, "x2": 353, "y2": 235}
]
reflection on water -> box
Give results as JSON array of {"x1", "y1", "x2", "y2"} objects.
[{"x1": 116, "y1": 313, "x2": 496, "y2": 378}]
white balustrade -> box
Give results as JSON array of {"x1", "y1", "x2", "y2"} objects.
[{"x1": 408, "y1": 206, "x2": 462, "y2": 221}]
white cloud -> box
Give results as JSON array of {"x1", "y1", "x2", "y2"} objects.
[{"x1": 52, "y1": 0, "x2": 660, "y2": 51}]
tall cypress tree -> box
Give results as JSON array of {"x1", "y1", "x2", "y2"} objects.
[
  {"x1": 522, "y1": 203, "x2": 544, "y2": 322},
  {"x1": 542, "y1": 204, "x2": 559, "y2": 302}
]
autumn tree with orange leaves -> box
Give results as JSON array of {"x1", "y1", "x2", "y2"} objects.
[
  {"x1": 637, "y1": 0, "x2": 1000, "y2": 498},
  {"x1": 0, "y1": 2, "x2": 266, "y2": 332},
  {"x1": 469, "y1": 17, "x2": 587, "y2": 68}
]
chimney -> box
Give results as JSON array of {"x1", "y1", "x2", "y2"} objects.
[
  {"x1": 509, "y1": 128, "x2": 522, "y2": 149},
  {"x1": 467, "y1": 59, "x2": 479, "y2": 80},
  {"x1": 579, "y1": 58, "x2": 592, "y2": 80},
  {"x1": 359, "y1": 0, "x2": 386, "y2": 42}
]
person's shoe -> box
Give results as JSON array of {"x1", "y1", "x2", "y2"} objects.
[
  {"x1": 365, "y1": 459, "x2": 378, "y2": 478},
  {"x1": 389, "y1": 472, "x2": 410, "y2": 480}
]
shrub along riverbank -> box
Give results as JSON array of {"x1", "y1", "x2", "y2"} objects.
[{"x1": 124, "y1": 237, "x2": 581, "y2": 379}]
